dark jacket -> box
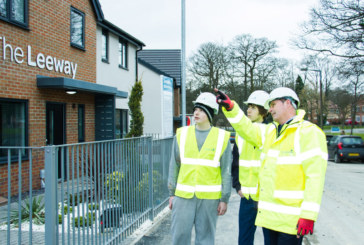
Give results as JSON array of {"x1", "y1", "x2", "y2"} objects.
[{"x1": 231, "y1": 143, "x2": 241, "y2": 193}]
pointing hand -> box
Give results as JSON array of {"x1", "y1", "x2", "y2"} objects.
[{"x1": 214, "y1": 88, "x2": 234, "y2": 111}]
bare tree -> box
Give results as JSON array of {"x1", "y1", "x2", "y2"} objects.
[
  {"x1": 272, "y1": 58, "x2": 295, "y2": 89},
  {"x1": 338, "y1": 60, "x2": 364, "y2": 134},
  {"x1": 295, "y1": 0, "x2": 364, "y2": 60},
  {"x1": 188, "y1": 42, "x2": 229, "y2": 91},
  {"x1": 229, "y1": 34, "x2": 278, "y2": 100},
  {"x1": 300, "y1": 55, "x2": 338, "y2": 124}
]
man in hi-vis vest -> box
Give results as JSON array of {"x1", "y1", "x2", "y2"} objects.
[
  {"x1": 215, "y1": 87, "x2": 327, "y2": 245},
  {"x1": 231, "y1": 90, "x2": 271, "y2": 245},
  {"x1": 168, "y1": 92, "x2": 232, "y2": 245}
]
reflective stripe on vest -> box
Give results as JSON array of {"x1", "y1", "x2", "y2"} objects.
[
  {"x1": 176, "y1": 183, "x2": 222, "y2": 193},
  {"x1": 259, "y1": 200, "x2": 320, "y2": 215},
  {"x1": 228, "y1": 109, "x2": 244, "y2": 124},
  {"x1": 241, "y1": 185, "x2": 258, "y2": 195},
  {"x1": 266, "y1": 147, "x2": 327, "y2": 165},
  {"x1": 273, "y1": 190, "x2": 304, "y2": 199},
  {"x1": 301, "y1": 201, "x2": 320, "y2": 213},
  {"x1": 239, "y1": 159, "x2": 261, "y2": 167},
  {"x1": 259, "y1": 201, "x2": 301, "y2": 215}
]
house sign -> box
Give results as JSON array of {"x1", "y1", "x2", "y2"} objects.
[{"x1": 0, "y1": 36, "x2": 78, "y2": 79}]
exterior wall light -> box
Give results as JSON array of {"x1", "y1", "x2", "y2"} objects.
[{"x1": 66, "y1": 90, "x2": 77, "y2": 95}]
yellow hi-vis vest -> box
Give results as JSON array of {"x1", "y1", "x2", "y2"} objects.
[
  {"x1": 175, "y1": 126, "x2": 230, "y2": 199},
  {"x1": 223, "y1": 103, "x2": 327, "y2": 235},
  {"x1": 236, "y1": 123, "x2": 266, "y2": 201}
]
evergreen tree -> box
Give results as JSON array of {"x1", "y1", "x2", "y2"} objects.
[
  {"x1": 126, "y1": 80, "x2": 144, "y2": 137},
  {"x1": 295, "y1": 75, "x2": 304, "y2": 97}
]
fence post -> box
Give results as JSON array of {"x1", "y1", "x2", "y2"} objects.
[
  {"x1": 44, "y1": 146, "x2": 57, "y2": 245},
  {"x1": 148, "y1": 137, "x2": 154, "y2": 221}
]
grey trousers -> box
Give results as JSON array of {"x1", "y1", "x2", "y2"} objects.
[{"x1": 171, "y1": 196, "x2": 220, "y2": 245}]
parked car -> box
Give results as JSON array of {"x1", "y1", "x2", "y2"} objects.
[
  {"x1": 326, "y1": 134, "x2": 334, "y2": 144},
  {"x1": 327, "y1": 135, "x2": 364, "y2": 163},
  {"x1": 344, "y1": 119, "x2": 359, "y2": 125}
]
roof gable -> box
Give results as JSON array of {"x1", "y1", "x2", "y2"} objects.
[
  {"x1": 93, "y1": 0, "x2": 145, "y2": 47},
  {"x1": 138, "y1": 50, "x2": 181, "y2": 87},
  {"x1": 91, "y1": 0, "x2": 104, "y2": 21}
]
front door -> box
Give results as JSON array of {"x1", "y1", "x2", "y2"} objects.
[{"x1": 46, "y1": 102, "x2": 66, "y2": 179}]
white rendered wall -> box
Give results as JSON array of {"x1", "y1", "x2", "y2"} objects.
[
  {"x1": 139, "y1": 63, "x2": 163, "y2": 135},
  {"x1": 96, "y1": 26, "x2": 137, "y2": 110}
]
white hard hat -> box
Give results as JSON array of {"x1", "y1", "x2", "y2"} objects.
[
  {"x1": 264, "y1": 87, "x2": 300, "y2": 109},
  {"x1": 193, "y1": 92, "x2": 219, "y2": 115},
  {"x1": 244, "y1": 90, "x2": 269, "y2": 107}
]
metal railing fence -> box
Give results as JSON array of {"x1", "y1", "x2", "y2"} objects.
[{"x1": 0, "y1": 136, "x2": 173, "y2": 245}]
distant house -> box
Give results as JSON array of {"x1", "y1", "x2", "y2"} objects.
[
  {"x1": 138, "y1": 58, "x2": 174, "y2": 137},
  {"x1": 96, "y1": 19, "x2": 145, "y2": 139},
  {"x1": 138, "y1": 50, "x2": 181, "y2": 134}
]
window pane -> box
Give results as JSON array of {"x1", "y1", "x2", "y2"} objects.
[
  {"x1": 122, "y1": 45, "x2": 126, "y2": 67},
  {"x1": 11, "y1": 0, "x2": 24, "y2": 23},
  {"x1": 115, "y1": 109, "x2": 128, "y2": 138},
  {"x1": 78, "y1": 105, "x2": 85, "y2": 142},
  {"x1": 118, "y1": 41, "x2": 127, "y2": 68},
  {"x1": 118, "y1": 42, "x2": 122, "y2": 67},
  {"x1": 71, "y1": 9, "x2": 84, "y2": 47},
  {"x1": 121, "y1": 110, "x2": 128, "y2": 137},
  {"x1": 102, "y1": 32, "x2": 107, "y2": 61},
  {"x1": 0, "y1": 0, "x2": 6, "y2": 18},
  {"x1": 115, "y1": 110, "x2": 121, "y2": 139},
  {"x1": 0, "y1": 101, "x2": 26, "y2": 158}
]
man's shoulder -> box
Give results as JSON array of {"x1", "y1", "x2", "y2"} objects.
[{"x1": 300, "y1": 120, "x2": 326, "y2": 136}]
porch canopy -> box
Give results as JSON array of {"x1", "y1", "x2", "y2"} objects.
[{"x1": 36, "y1": 75, "x2": 128, "y2": 98}]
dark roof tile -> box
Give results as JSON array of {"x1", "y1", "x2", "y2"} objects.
[{"x1": 138, "y1": 50, "x2": 181, "y2": 86}]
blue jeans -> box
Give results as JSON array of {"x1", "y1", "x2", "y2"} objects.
[
  {"x1": 238, "y1": 197, "x2": 270, "y2": 245},
  {"x1": 263, "y1": 228, "x2": 303, "y2": 245}
]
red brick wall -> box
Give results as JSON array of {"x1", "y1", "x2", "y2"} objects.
[{"x1": 0, "y1": 0, "x2": 98, "y2": 197}]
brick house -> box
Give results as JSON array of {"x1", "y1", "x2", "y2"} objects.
[{"x1": 0, "y1": 0, "x2": 140, "y2": 197}]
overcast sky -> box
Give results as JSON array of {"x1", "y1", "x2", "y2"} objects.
[{"x1": 99, "y1": 0, "x2": 320, "y2": 62}]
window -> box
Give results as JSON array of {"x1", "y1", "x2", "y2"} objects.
[
  {"x1": 101, "y1": 29, "x2": 109, "y2": 62},
  {"x1": 78, "y1": 104, "x2": 85, "y2": 142},
  {"x1": 0, "y1": 99, "x2": 28, "y2": 163},
  {"x1": 342, "y1": 137, "x2": 363, "y2": 145},
  {"x1": 0, "y1": 0, "x2": 28, "y2": 28},
  {"x1": 115, "y1": 109, "x2": 128, "y2": 138},
  {"x1": 70, "y1": 7, "x2": 85, "y2": 49},
  {"x1": 118, "y1": 39, "x2": 128, "y2": 69}
]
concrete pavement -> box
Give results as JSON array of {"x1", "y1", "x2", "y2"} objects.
[
  {"x1": 132, "y1": 193, "x2": 265, "y2": 245},
  {"x1": 131, "y1": 192, "x2": 312, "y2": 244}
]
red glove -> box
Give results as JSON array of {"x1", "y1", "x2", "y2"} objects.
[
  {"x1": 297, "y1": 218, "x2": 314, "y2": 236},
  {"x1": 214, "y1": 88, "x2": 234, "y2": 111}
]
